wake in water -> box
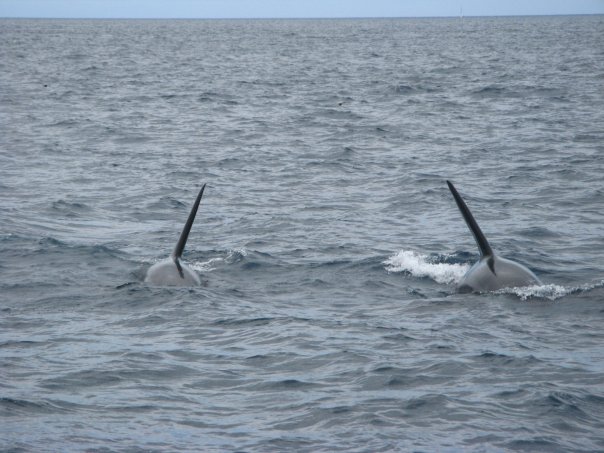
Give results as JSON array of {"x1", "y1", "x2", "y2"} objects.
[
  {"x1": 384, "y1": 249, "x2": 604, "y2": 301},
  {"x1": 495, "y1": 281, "x2": 604, "y2": 301}
]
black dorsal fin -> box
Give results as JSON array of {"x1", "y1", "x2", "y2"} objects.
[
  {"x1": 172, "y1": 183, "x2": 206, "y2": 260},
  {"x1": 173, "y1": 255, "x2": 185, "y2": 279},
  {"x1": 446, "y1": 180, "x2": 494, "y2": 259}
]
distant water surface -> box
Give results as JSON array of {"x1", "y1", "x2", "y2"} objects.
[{"x1": 1, "y1": 16, "x2": 604, "y2": 452}]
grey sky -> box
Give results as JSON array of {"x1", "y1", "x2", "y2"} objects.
[{"x1": 1, "y1": 0, "x2": 603, "y2": 19}]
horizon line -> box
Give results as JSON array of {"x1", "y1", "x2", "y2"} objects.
[{"x1": 1, "y1": 13, "x2": 602, "y2": 20}]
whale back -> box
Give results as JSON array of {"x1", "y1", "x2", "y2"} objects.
[
  {"x1": 145, "y1": 258, "x2": 201, "y2": 286},
  {"x1": 458, "y1": 255, "x2": 541, "y2": 293}
]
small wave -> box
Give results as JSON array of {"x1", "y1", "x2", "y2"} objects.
[
  {"x1": 471, "y1": 85, "x2": 507, "y2": 97},
  {"x1": 515, "y1": 226, "x2": 561, "y2": 238},
  {"x1": 384, "y1": 250, "x2": 469, "y2": 285},
  {"x1": 50, "y1": 199, "x2": 91, "y2": 218},
  {"x1": 255, "y1": 378, "x2": 319, "y2": 391},
  {"x1": 149, "y1": 197, "x2": 186, "y2": 210},
  {"x1": 0, "y1": 397, "x2": 71, "y2": 415},
  {"x1": 394, "y1": 84, "x2": 415, "y2": 94}
]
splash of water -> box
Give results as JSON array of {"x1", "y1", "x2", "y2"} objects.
[{"x1": 384, "y1": 250, "x2": 470, "y2": 285}]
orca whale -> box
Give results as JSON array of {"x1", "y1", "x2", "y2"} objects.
[
  {"x1": 144, "y1": 184, "x2": 206, "y2": 286},
  {"x1": 446, "y1": 180, "x2": 541, "y2": 293}
]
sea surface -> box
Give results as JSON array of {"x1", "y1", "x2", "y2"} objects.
[{"x1": 1, "y1": 16, "x2": 604, "y2": 452}]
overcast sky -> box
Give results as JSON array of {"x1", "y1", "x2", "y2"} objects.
[{"x1": 1, "y1": 0, "x2": 603, "y2": 19}]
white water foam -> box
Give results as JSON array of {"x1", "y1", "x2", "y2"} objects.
[
  {"x1": 495, "y1": 284, "x2": 576, "y2": 301},
  {"x1": 190, "y1": 248, "x2": 248, "y2": 272},
  {"x1": 496, "y1": 280, "x2": 604, "y2": 301},
  {"x1": 190, "y1": 257, "x2": 224, "y2": 272},
  {"x1": 384, "y1": 250, "x2": 470, "y2": 285}
]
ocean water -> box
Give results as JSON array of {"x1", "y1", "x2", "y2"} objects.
[{"x1": 1, "y1": 15, "x2": 604, "y2": 452}]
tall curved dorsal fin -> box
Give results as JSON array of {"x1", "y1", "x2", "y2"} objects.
[
  {"x1": 446, "y1": 180, "x2": 494, "y2": 259},
  {"x1": 172, "y1": 183, "x2": 206, "y2": 260}
]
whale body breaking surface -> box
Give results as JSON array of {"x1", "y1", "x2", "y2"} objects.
[
  {"x1": 446, "y1": 180, "x2": 541, "y2": 293},
  {"x1": 145, "y1": 184, "x2": 206, "y2": 287}
]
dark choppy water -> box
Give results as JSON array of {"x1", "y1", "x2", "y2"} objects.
[{"x1": 1, "y1": 16, "x2": 604, "y2": 452}]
